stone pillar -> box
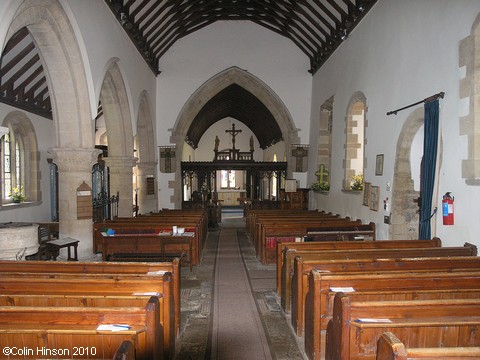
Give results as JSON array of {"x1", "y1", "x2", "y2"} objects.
[
  {"x1": 136, "y1": 161, "x2": 158, "y2": 214},
  {"x1": 49, "y1": 147, "x2": 101, "y2": 260},
  {"x1": 104, "y1": 156, "x2": 137, "y2": 217}
]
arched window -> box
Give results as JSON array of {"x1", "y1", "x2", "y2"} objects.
[
  {"x1": 1, "y1": 112, "x2": 40, "y2": 205},
  {"x1": 344, "y1": 93, "x2": 367, "y2": 190},
  {"x1": 315, "y1": 96, "x2": 334, "y2": 190}
]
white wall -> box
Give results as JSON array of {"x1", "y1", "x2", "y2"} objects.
[
  {"x1": 308, "y1": 0, "x2": 480, "y2": 245},
  {"x1": 156, "y1": 21, "x2": 312, "y2": 208}
]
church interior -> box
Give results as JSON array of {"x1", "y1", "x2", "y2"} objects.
[{"x1": 1, "y1": 0, "x2": 480, "y2": 359}]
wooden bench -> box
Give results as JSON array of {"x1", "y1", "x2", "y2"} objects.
[
  {"x1": 281, "y1": 243, "x2": 477, "y2": 312},
  {"x1": 258, "y1": 219, "x2": 368, "y2": 264},
  {"x1": 326, "y1": 294, "x2": 480, "y2": 360},
  {"x1": 0, "y1": 293, "x2": 170, "y2": 359},
  {"x1": 292, "y1": 255, "x2": 480, "y2": 337},
  {"x1": 0, "y1": 259, "x2": 181, "y2": 339},
  {"x1": 100, "y1": 232, "x2": 194, "y2": 270},
  {"x1": 0, "y1": 272, "x2": 175, "y2": 359},
  {"x1": 276, "y1": 238, "x2": 442, "y2": 296},
  {"x1": 94, "y1": 222, "x2": 202, "y2": 265},
  {"x1": 0, "y1": 296, "x2": 162, "y2": 360},
  {"x1": 376, "y1": 331, "x2": 480, "y2": 360},
  {"x1": 304, "y1": 270, "x2": 480, "y2": 360}
]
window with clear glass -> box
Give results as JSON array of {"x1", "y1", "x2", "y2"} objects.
[
  {"x1": 221, "y1": 170, "x2": 236, "y2": 188},
  {"x1": 1, "y1": 129, "x2": 24, "y2": 202}
]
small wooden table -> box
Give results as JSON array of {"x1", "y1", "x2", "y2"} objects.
[{"x1": 46, "y1": 237, "x2": 79, "y2": 261}]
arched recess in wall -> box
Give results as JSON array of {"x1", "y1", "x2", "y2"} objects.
[
  {"x1": 171, "y1": 66, "x2": 299, "y2": 207},
  {"x1": 460, "y1": 12, "x2": 480, "y2": 185},
  {"x1": 7, "y1": 0, "x2": 94, "y2": 149},
  {"x1": 134, "y1": 91, "x2": 158, "y2": 214},
  {"x1": 343, "y1": 92, "x2": 367, "y2": 190},
  {"x1": 1, "y1": 111, "x2": 40, "y2": 203},
  {"x1": 390, "y1": 108, "x2": 423, "y2": 240},
  {"x1": 99, "y1": 60, "x2": 136, "y2": 216}
]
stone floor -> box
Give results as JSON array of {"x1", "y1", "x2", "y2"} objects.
[{"x1": 175, "y1": 216, "x2": 305, "y2": 359}]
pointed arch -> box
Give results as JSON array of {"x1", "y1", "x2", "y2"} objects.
[
  {"x1": 136, "y1": 91, "x2": 156, "y2": 163},
  {"x1": 99, "y1": 61, "x2": 134, "y2": 158},
  {"x1": 7, "y1": 0, "x2": 94, "y2": 148},
  {"x1": 170, "y1": 66, "x2": 299, "y2": 206}
]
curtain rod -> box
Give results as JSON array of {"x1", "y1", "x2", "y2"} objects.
[{"x1": 386, "y1": 91, "x2": 445, "y2": 116}]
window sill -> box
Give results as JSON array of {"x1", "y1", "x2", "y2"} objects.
[
  {"x1": 1, "y1": 201, "x2": 41, "y2": 210},
  {"x1": 341, "y1": 189, "x2": 362, "y2": 194}
]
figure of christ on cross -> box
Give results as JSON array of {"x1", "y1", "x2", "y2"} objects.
[{"x1": 225, "y1": 123, "x2": 242, "y2": 150}]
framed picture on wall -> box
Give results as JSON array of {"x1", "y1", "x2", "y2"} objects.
[
  {"x1": 363, "y1": 182, "x2": 371, "y2": 206},
  {"x1": 370, "y1": 186, "x2": 380, "y2": 211},
  {"x1": 375, "y1": 154, "x2": 384, "y2": 176}
]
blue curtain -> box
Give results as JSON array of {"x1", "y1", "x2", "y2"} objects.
[{"x1": 419, "y1": 100, "x2": 439, "y2": 240}]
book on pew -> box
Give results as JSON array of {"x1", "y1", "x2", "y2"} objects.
[{"x1": 97, "y1": 324, "x2": 131, "y2": 331}]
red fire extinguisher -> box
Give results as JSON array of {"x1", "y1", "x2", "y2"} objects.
[{"x1": 442, "y1": 192, "x2": 454, "y2": 225}]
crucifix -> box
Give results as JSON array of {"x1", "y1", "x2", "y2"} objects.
[
  {"x1": 315, "y1": 164, "x2": 329, "y2": 183},
  {"x1": 225, "y1": 123, "x2": 242, "y2": 150}
]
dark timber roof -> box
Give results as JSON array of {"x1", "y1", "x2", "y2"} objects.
[
  {"x1": 185, "y1": 84, "x2": 282, "y2": 149},
  {"x1": 105, "y1": 0, "x2": 377, "y2": 75}
]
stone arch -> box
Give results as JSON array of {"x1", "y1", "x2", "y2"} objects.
[
  {"x1": 99, "y1": 60, "x2": 136, "y2": 217},
  {"x1": 1, "y1": 111, "x2": 40, "y2": 202},
  {"x1": 343, "y1": 91, "x2": 367, "y2": 189},
  {"x1": 7, "y1": 0, "x2": 94, "y2": 149},
  {"x1": 135, "y1": 91, "x2": 158, "y2": 214},
  {"x1": 170, "y1": 66, "x2": 299, "y2": 207},
  {"x1": 6, "y1": 0, "x2": 99, "y2": 259},
  {"x1": 390, "y1": 108, "x2": 423, "y2": 239},
  {"x1": 100, "y1": 61, "x2": 134, "y2": 158}
]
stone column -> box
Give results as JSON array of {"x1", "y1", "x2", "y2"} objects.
[
  {"x1": 104, "y1": 156, "x2": 137, "y2": 217},
  {"x1": 49, "y1": 147, "x2": 101, "y2": 260},
  {"x1": 136, "y1": 161, "x2": 158, "y2": 214}
]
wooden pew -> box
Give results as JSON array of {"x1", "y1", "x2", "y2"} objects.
[
  {"x1": 0, "y1": 296, "x2": 162, "y2": 360},
  {"x1": 258, "y1": 219, "x2": 367, "y2": 264},
  {"x1": 376, "y1": 331, "x2": 480, "y2": 360},
  {"x1": 0, "y1": 259, "x2": 181, "y2": 339},
  {"x1": 325, "y1": 294, "x2": 480, "y2": 360},
  {"x1": 0, "y1": 294, "x2": 170, "y2": 359},
  {"x1": 0, "y1": 273, "x2": 175, "y2": 359},
  {"x1": 281, "y1": 243, "x2": 477, "y2": 311},
  {"x1": 304, "y1": 270, "x2": 480, "y2": 360},
  {"x1": 94, "y1": 221, "x2": 202, "y2": 266},
  {"x1": 276, "y1": 238, "x2": 442, "y2": 296},
  {"x1": 292, "y1": 255, "x2": 480, "y2": 337}
]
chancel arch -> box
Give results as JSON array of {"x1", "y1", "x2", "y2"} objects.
[{"x1": 171, "y1": 66, "x2": 299, "y2": 208}]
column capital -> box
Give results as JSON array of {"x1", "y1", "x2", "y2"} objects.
[
  {"x1": 48, "y1": 147, "x2": 101, "y2": 172},
  {"x1": 104, "y1": 155, "x2": 138, "y2": 171}
]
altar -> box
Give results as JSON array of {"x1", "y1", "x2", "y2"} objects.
[{"x1": 216, "y1": 190, "x2": 246, "y2": 206}]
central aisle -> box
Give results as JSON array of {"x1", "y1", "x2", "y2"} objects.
[{"x1": 211, "y1": 228, "x2": 272, "y2": 359}]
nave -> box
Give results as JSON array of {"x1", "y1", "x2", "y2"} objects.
[{"x1": 176, "y1": 213, "x2": 303, "y2": 360}]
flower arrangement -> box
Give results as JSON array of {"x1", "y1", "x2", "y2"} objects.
[
  {"x1": 310, "y1": 180, "x2": 330, "y2": 192},
  {"x1": 350, "y1": 174, "x2": 363, "y2": 191},
  {"x1": 9, "y1": 186, "x2": 26, "y2": 203}
]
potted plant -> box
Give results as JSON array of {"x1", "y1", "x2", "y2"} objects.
[
  {"x1": 350, "y1": 174, "x2": 364, "y2": 191},
  {"x1": 310, "y1": 180, "x2": 330, "y2": 192},
  {"x1": 9, "y1": 186, "x2": 26, "y2": 203}
]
